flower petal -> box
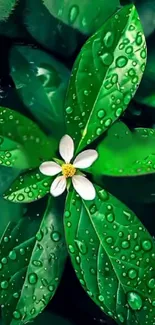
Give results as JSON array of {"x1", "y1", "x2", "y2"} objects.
[
  {"x1": 59, "y1": 134, "x2": 74, "y2": 163},
  {"x1": 72, "y1": 175, "x2": 96, "y2": 200},
  {"x1": 39, "y1": 161, "x2": 61, "y2": 176},
  {"x1": 73, "y1": 150, "x2": 98, "y2": 168},
  {"x1": 50, "y1": 176, "x2": 66, "y2": 197}
]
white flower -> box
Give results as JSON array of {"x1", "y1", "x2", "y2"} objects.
[{"x1": 39, "y1": 135, "x2": 98, "y2": 201}]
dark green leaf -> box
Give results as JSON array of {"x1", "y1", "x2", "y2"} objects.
[
  {"x1": 90, "y1": 121, "x2": 155, "y2": 176},
  {"x1": 135, "y1": 43, "x2": 155, "y2": 107},
  {"x1": 24, "y1": 0, "x2": 82, "y2": 58},
  {"x1": 4, "y1": 169, "x2": 51, "y2": 203},
  {"x1": 10, "y1": 45, "x2": 70, "y2": 139},
  {"x1": 0, "y1": 0, "x2": 17, "y2": 21},
  {"x1": 65, "y1": 186, "x2": 155, "y2": 325},
  {"x1": 0, "y1": 106, "x2": 55, "y2": 168},
  {"x1": 42, "y1": 0, "x2": 120, "y2": 35},
  {"x1": 0, "y1": 197, "x2": 67, "y2": 325},
  {"x1": 65, "y1": 5, "x2": 147, "y2": 153},
  {"x1": 0, "y1": 166, "x2": 20, "y2": 196},
  {"x1": 0, "y1": 198, "x2": 23, "y2": 238}
]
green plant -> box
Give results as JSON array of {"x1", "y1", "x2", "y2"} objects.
[{"x1": 1, "y1": 2, "x2": 155, "y2": 325}]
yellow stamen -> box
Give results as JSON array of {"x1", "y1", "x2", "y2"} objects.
[{"x1": 62, "y1": 163, "x2": 76, "y2": 178}]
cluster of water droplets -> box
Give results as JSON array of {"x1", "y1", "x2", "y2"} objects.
[
  {"x1": 0, "y1": 213, "x2": 66, "y2": 322},
  {"x1": 65, "y1": 187, "x2": 155, "y2": 324},
  {"x1": 65, "y1": 5, "x2": 147, "y2": 151}
]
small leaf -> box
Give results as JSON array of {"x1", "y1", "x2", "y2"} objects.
[
  {"x1": 42, "y1": 0, "x2": 120, "y2": 35},
  {"x1": 90, "y1": 121, "x2": 155, "y2": 176},
  {"x1": 0, "y1": 197, "x2": 67, "y2": 325},
  {"x1": 65, "y1": 186, "x2": 155, "y2": 325},
  {"x1": 4, "y1": 169, "x2": 51, "y2": 203},
  {"x1": 65, "y1": 5, "x2": 147, "y2": 152},
  {"x1": 24, "y1": 0, "x2": 82, "y2": 58},
  {"x1": 10, "y1": 45, "x2": 70, "y2": 139},
  {"x1": 0, "y1": 106, "x2": 55, "y2": 168},
  {"x1": 0, "y1": 0, "x2": 17, "y2": 21}
]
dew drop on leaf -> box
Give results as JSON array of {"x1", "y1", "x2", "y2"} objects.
[
  {"x1": 28, "y1": 273, "x2": 38, "y2": 284},
  {"x1": 147, "y1": 278, "x2": 155, "y2": 289},
  {"x1": 9, "y1": 250, "x2": 17, "y2": 260},
  {"x1": 75, "y1": 240, "x2": 87, "y2": 254},
  {"x1": 103, "y1": 31, "x2": 114, "y2": 48},
  {"x1": 116, "y1": 56, "x2": 128, "y2": 68},
  {"x1": 13, "y1": 310, "x2": 22, "y2": 320},
  {"x1": 127, "y1": 292, "x2": 143, "y2": 311},
  {"x1": 142, "y1": 240, "x2": 152, "y2": 251},
  {"x1": 51, "y1": 231, "x2": 61, "y2": 242},
  {"x1": 128, "y1": 269, "x2": 137, "y2": 280},
  {"x1": 69, "y1": 5, "x2": 79, "y2": 24},
  {"x1": 1, "y1": 280, "x2": 9, "y2": 289},
  {"x1": 100, "y1": 53, "x2": 113, "y2": 66}
]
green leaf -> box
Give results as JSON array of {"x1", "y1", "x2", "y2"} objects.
[
  {"x1": 90, "y1": 121, "x2": 155, "y2": 176},
  {"x1": 42, "y1": 0, "x2": 120, "y2": 35},
  {"x1": 0, "y1": 166, "x2": 20, "y2": 195},
  {"x1": 135, "y1": 44, "x2": 155, "y2": 107},
  {"x1": 10, "y1": 45, "x2": 70, "y2": 139},
  {"x1": 4, "y1": 169, "x2": 52, "y2": 203},
  {"x1": 0, "y1": 106, "x2": 55, "y2": 168},
  {"x1": 65, "y1": 186, "x2": 155, "y2": 325},
  {"x1": 0, "y1": 0, "x2": 17, "y2": 21},
  {"x1": 65, "y1": 4, "x2": 147, "y2": 153},
  {"x1": 24, "y1": 0, "x2": 82, "y2": 58},
  {"x1": 0, "y1": 198, "x2": 23, "y2": 238},
  {"x1": 0, "y1": 197, "x2": 67, "y2": 325}
]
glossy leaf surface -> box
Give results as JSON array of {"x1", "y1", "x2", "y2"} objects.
[
  {"x1": 4, "y1": 169, "x2": 51, "y2": 203},
  {"x1": 0, "y1": 197, "x2": 67, "y2": 325},
  {"x1": 42, "y1": 0, "x2": 120, "y2": 35},
  {"x1": 0, "y1": 0, "x2": 17, "y2": 21},
  {"x1": 10, "y1": 46, "x2": 70, "y2": 139},
  {"x1": 65, "y1": 5, "x2": 147, "y2": 153},
  {"x1": 24, "y1": 0, "x2": 81, "y2": 58},
  {"x1": 65, "y1": 186, "x2": 155, "y2": 324},
  {"x1": 0, "y1": 106, "x2": 54, "y2": 168},
  {"x1": 90, "y1": 121, "x2": 155, "y2": 176}
]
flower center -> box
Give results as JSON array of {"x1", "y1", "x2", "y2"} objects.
[{"x1": 62, "y1": 163, "x2": 76, "y2": 178}]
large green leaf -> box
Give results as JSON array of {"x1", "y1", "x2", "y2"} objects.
[
  {"x1": 135, "y1": 43, "x2": 155, "y2": 107},
  {"x1": 0, "y1": 197, "x2": 67, "y2": 325},
  {"x1": 65, "y1": 186, "x2": 155, "y2": 325},
  {"x1": 4, "y1": 169, "x2": 52, "y2": 203},
  {"x1": 0, "y1": 0, "x2": 17, "y2": 21},
  {"x1": 42, "y1": 0, "x2": 120, "y2": 35},
  {"x1": 24, "y1": 0, "x2": 82, "y2": 58},
  {"x1": 90, "y1": 121, "x2": 155, "y2": 176},
  {"x1": 10, "y1": 46, "x2": 70, "y2": 139},
  {"x1": 0, "y1": 106, "x2": 54, "y2": 169},
  {"x1": 65, "y1": 4, "x2": 147, "y2": 153}
]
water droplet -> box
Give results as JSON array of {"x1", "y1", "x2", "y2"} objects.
[
  {"x1": 51, "y1": 231, "x2": 61, "y2": 242},
  {"x1": 97, "y1": 110, "x2": 105, "y2": 119},
  {"x1": 28, "y1": 273, "x2": 38, "y2": 284},
  {"x1": 111, "y1": 74, "x2": 118, "y2": 84},
  {"x1": 1, "y1": 280, "x2": 9, "y2": 289},
  {"x1": 121, "y1": 240, "x2": 130, "y2": 249},
  {"x1": 142, "y1": 240, "x2": 152, "y2": 251},
  {"x1": 116, "y1": 56, "x2": 128, "y2": 68},
  {"x1": 103, "y1": 31, "x2": 114, "y2": 48},
  {"x1": 104, "y1": 118, "x2": 112, "y2": 127},
  {"x1": 90, "y1": 204, "x2": 97, "y2": 214},
  {"x1": 128, "y1": 269, "x2": 137, "y2": 280},
  {"x1": 36, "y1": 230, "x2": 43, "y2": 241},
  {"x1": 125, "y1": 46, "x2": 133, "y2": 54},
  {"x1": 101, "y1": 53, "x2": 113, "y2": 66},
  {"x1": 68, "y1": 245, "x2": 75, "y2": 254},
  {"x1": 32, "y1": 260, "x2": 43, "y2": 267},
  {"x1": 13, "y1": 292, "x2": 19, "y2": 299},
  {"x1": 64, "y1": 210, "x2": 70, "y2": 218},
  {"x1": 148, "y1": 278, "x2": 155, "y2": 289},
  {"x1": 4, "y1": 236, "x2": 9, "y2": 243},
  {"x1": 136, "y1": 33, "x2": 143, "y2": 45},
  {"x1": 127, "y1": 292, "x2": 142, "y2": 310},
  {"x1": 124, "y1": 94, "x2": 132, "y2": 105},
  {"x1": 96, "y1": 128, "x2": 102, "y2": 136},
  {"x1": 106, "y1": 213, "x2": 115, "y2": 223},
  {"x1": 48, "y1": 285, "x2": 55, "y2": 292},
  {"x1": 75, "y1": 240, "x2": 87, "y2": 254},
  {"x1": 115, "y1": 108, "x2": 123, "y2": 117},
  {"x1": 129, "y1": 24, "x2": 135, "y2": 31},
  {"x1": 66, "y1": 106, "x2": 73, "y2": 114},
  {"x1": 9, "y1": 250, "x2": 17, "y2": 260},
  {"x1": 19, "y1": 248, "x2": 25, "y2": 255},
  {"x1": 13, "y1": 311, "x2": 21, "y2": 320},
  {"x1": 98, "y1": 295, "x2": 104, "y2": 302},
  {"x1": 99, "y1": 189, "x2": 109, "y2": 201},
  {"x1": 140, "y1": 49, "x2": 147, "y2": 59},
  {"x1": 1, "y1": 257, "x2": 7, "y2": 264},
  {"x1": 69, "y1": 5, "x2": 79, "y2": 24},
  {"x1": 17, "y1": 194, "x2": 25, "y2": 202},
  {"x1": 106, "y1": 237, "x2": 113, "y2": 244}
]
